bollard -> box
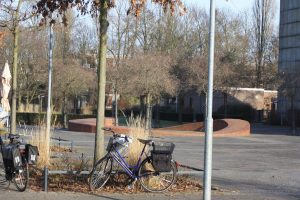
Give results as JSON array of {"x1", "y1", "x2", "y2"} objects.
[
  {"x1": 71, "y1": 141, "x2": 73, "y2": 152},
  {"x1": 44, "y1": 166, "x2": 48, "y2": 192}
]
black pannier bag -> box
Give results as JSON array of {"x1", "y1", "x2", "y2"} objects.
[
  {"x1": 151, "y1": 142, "x2": 175, "y2": 172},
  {"x1": 2, "y1": 144, "x2": 22, "y2": 172},
  {"x1": 25, "y1": 144, "x2": 39, "y2": 165}
]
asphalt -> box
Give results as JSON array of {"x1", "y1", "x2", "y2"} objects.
[{"x1": 1, "y1": 123, "x2": 300, "y2": 200}]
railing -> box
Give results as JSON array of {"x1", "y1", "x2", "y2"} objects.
[{"x1": 51, "y1": 137, "x2": 74, "y2": 152}]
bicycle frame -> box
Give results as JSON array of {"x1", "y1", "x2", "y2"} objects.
[{"x1": 109, "y1": 142, "x2": 149, "y2": 179}]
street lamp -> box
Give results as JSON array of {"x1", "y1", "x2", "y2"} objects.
[
  {"x1": 45, "y1": 22, "x2": 54, "y2": 160},
  {"x1": 203, "y1": 0, "x2": 216, "y2": 200}
]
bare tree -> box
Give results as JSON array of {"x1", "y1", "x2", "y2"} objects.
[
  {"x1": 0, "y1": 0, "x2": 35, "y2": 133},
  {"x1": 119, "y1": 53, "x2": 178, "y2": 128},
  {"x1": 252, "y1": 0, "x2": 276, "y2": 88},
  {"x1": 35, "y1": 0, "x2": 186, "y2": 163}
]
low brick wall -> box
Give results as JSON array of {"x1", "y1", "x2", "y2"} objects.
[
  {"x1": 158, "y1": 120, "x2": 228, "y2": 132},
  {"x1": 68, "y1": 118, "x2": 114, "y2": 133},
  {"x1": 68, "y1": 118, "x2": 250, "y2": 137},
  {"x1": 149, "y1": 119, "x2": 249, "y2": 137}
]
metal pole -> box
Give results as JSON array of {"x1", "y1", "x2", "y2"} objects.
[
  {"x1": 203, "y1": 0, "x2": 215, "y2": 200},
  {"x1": 114, "y1": 82, "x2": 118, "y2": 126},
  {"x1": 44, "y1": 166, "x2": 48, "y2": 192},
  {"x1": 46, "y1": 23, "x2": 54, "y2": 160}
]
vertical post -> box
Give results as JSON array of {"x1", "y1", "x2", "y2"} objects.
[
  {"x1": 46, "y1": 23, "x2": 54, "y2": 162},
  {"x1": 11, "y1": 25, "x2": 19, "y2": 134},
  {"x1": 44, "y1": 166, "x2": 48, "y2": 192},
  {"x1": 10, "y1": 0, "x2": 22, "y2": 134},
  {"x1": 203, "y1": 0, "x2": 215, "y2": 200},
  {"x1": 114, "y1": 82, "x2": 118, "y2": 126}
]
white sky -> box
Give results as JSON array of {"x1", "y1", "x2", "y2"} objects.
[{"x1": 182, "y1": 0, "x2": 280, "y2": 25}]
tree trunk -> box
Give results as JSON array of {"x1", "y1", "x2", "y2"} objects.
[
  {"x1": 140, "y1": 95, "x2": 145, "y2": 117},
  {"x1": 94, "y1": 0, "x2": 109, "y2": 165},
  {"x1": 10, "y1": 0, "x2": 22, "y2": 134},
  {"x1": 145, "y1": 93, "x2": 152, "y2": 130},
  {"x1": 26, "y1": 91, "x2": 30, "y2": 112},
  {"x1": 178, "y1": 96, "x2": 184, "y2": 124},
  {"x1": 154, "y1": 99, "x2": 160, "y2": 128},
  {"x1": 223, "y1": 92, "x2": 228, "y2": 118},
  {"x1": 61, "y1": 93, "x2": 67, "y2": 128},
  {"x1": 17, "y1": 94, "x2": 22, "y2": 112},
  {"x1": 114, "y1": 85, "x2": 118, "y2": 126}
]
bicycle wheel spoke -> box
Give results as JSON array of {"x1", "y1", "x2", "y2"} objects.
[
  {"x1": 13, "y1": 164, "x2": 29, "y2": 192},
  {"x1": 89, "y1": 157, "x2": 112, "y2": 191},
  {"x1": 138, "y1": 159, "x2": 176, "y2": 192}
]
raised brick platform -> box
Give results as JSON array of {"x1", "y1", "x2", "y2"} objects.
[
  {"x1": 68, "y1": 118, "x2": 250, "y2": 137},
  {"x1": 68, "y1": 118, "x2": 114, "y2": 133}
]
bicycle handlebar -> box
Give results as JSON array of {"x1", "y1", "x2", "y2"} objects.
[{"x1": 102, "y1": 127, "x2": 132, "y2": 142}]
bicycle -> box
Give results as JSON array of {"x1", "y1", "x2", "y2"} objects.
[
  {"x1": 89, "y1": 128, "x2": 177, "y2": 192},
  {"x1": 0, "y1": 133, "x2": 29, "y2": 192}
]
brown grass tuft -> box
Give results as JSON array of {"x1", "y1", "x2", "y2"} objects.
[
  {"x1": 30, "y1": 125, "x2": 52, "y2": 167},
  {"x1": 127, "y1": 115, "x2": 149, "y2": 165}
]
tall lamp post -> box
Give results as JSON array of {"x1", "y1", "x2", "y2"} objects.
[
  {"x1": 203, "y1": 0, "x2": 216, "y2": 200},
  {"x1": 46, "y1": 22, "x2": 54, "y2": 160}
]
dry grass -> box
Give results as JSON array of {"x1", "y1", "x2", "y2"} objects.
[
  {"x1": 30, "y1": 125, "x2": 52, "y2": 167},
  {"x1": 127, "y1": 115, "x2": 149, "y2": 165}
]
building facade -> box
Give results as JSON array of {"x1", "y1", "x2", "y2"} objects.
[{"x1": 278, "y1": 0, "x2": 300, "y2": 123}]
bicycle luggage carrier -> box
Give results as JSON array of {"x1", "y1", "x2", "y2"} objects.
[
  {"x1": 151, "y1": 142, "x2": 175, "y2": 172},
  {"x1": 152, "y1": 142, "x2": 175, "y2": 154}
]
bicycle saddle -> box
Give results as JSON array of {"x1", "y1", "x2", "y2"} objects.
[
  {"x1": 138, "y1": 138, "x2": 153, "y2": 145},
  {"x1": 8, "y1": 133, "x2": 20, "y2": 139}
]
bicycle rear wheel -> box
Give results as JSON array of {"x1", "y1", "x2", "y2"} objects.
[
  {"x1": 13, "y1": 163, "x2": 29, "y2": 192},
  {"x1": 138, "y1": 158, "x2": 177, "y2": 192},
  {"x1": 89, "y1": 156, "x2": 112, "y2": 191}
]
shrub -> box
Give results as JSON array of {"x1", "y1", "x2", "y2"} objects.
[{"x1": 216, "y1": 103, "x2": 256, "y2": 122}]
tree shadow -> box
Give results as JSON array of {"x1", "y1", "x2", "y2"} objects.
[{"x1": 250, "y1": 123, "x2": 298, "y2": 136}]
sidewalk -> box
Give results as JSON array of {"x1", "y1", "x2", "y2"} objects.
[{"x1": 0, "y1": 189, "x2": 296, "y2": 200}]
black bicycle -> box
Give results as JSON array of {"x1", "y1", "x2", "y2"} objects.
[{"x1": 0, "y1": 133, "x2": 29, "y2": 192}]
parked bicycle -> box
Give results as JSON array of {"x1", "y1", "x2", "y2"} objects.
[
  {"x1": 89, "y1": 128, "x2": 177, "y2": 192},
  {"x1": 0, "y1": 133, "x2": 38, "y2": 192}
]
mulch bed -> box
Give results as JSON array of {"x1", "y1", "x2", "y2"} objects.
[{"x1": 29, "y1": 171, "x2": 203, "y2": 194}]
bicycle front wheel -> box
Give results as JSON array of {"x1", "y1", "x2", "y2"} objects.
[
  {"x1": 13, "y1": 163, "x2": 29, "y2": 192},
  {"x1": 89, "y1": 156, "x2": 112, "y2": 191},
  {"x1": 138, "y1": 158, "x2": 177, "y2": 192}
]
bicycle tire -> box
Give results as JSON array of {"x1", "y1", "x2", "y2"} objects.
[
  {"x1": 89, "y1": 156, "x2": 112, "y2": 191},
  {"x1": 12, "y1": 163, "x2": 29, "y2": 192},
  {"x1": 138, "y1": 158, "x2": 177, "y2": 192}
]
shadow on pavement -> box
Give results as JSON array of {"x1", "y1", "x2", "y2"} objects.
[
  {"x1": 250, "y1": 123, "x2": 298, "y2": 136},
  {"x1": 88, "y1": 193, "x2": 122, "y2": 200}
]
